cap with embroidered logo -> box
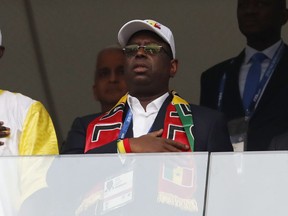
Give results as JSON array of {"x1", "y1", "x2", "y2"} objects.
[{"x1": 118, "y1": 19, "x2": 176, "y2": 58}]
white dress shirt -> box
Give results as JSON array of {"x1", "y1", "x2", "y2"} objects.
[{"x1": 127, "y1": 92, "x2": 169, "y2": 137}]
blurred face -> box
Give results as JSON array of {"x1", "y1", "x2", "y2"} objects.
[
  {"x1": 124, "y1": 31, "x2": 177, "y2": 98},
  {"x1": 93, "y1": 48, "x2": 127, "y2": 109},
  {"x1": 237, "y1": 0, "x2": 288, "y2": 40}
]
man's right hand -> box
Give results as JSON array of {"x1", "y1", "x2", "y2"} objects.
[
  {"x1": 129, "y1": 129, "x2": 189, "y2": 153},
  {"x1": 0, "y1": 121, "x2": 10, "y2": 146}
]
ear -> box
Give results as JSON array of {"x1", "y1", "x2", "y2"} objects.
[
  {"x1": 281, "y1": 8, "x2": 288, "y2": 25},
  {"x1": 0, "y1": 46, "x2": 5, "y2": 58},
  {"x1": 169, "y1": 59, "x2": 178, "y2": 78}
]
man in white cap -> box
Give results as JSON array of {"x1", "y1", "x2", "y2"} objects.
[
  {"x1": 0, "y1": 29, "x2": 59, "y2": 155},
  {"x1": 83, "y1": 19, "x2": 232, "y2": 153}
]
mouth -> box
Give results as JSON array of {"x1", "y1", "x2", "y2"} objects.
[
  {"x1": 239, "y1": 17, "x2": 259, "y2": 26},
  {"x1": 133, "y1": 64, "x2": 148, "y2": 73},
  {"x1": 106, "y1": 87, "x2": 120, "y2": 93},
  {"x1": 242, "y1": 21, "x2": 258, "y2": 27}
]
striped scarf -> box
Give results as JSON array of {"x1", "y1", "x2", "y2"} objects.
[{"x1": 85, "y1": 91, "x2": 194, "y2": 153}]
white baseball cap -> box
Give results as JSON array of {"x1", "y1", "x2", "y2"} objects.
[{"x1": 118, "y1": 19, "x2": 176, "y2": 58}]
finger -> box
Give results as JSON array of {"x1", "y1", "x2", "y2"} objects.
[
  {"x1": 0, "y1": 126, "x2": 10, "y2": 131},
  {"x1": 165, "y1": 145, "x2": 183, "y2": 152},
  {"x1": 147, "y1": 129, "x2": 163, "y2": 137},
  {"x1": 163, "y1": 144, "x2": 183, "y2": 152},
  {"x1": 0, "y1": 130, "x2": 10, "y2": 137},
  {"x1": 165, "y1": 139, "x2": 190, "y2": 151}
]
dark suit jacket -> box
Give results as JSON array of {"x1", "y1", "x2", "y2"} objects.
[
  {"x1": 62, "y1": 95, "x2": 232, "y2": 154},
  {"x1": 200, "y1": 44, "x2": 288, "y2": 151},
  {"x1": 61, "y1": 113, "x2": 101, "y2": 154},
  {"x1": 270, "y1": 131, "x2": 288, "y2": 150}
]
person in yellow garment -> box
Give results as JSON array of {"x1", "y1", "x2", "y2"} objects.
[{"x1": 0, "y1": 29, "x2": 58, "y2": 155}]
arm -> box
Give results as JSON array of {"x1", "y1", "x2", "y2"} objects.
[
  {"x1": 129, "y1": 129, "x2": 189, "y2": 153},
  {"x1": 86, "y1": 129, "x2": 189, "y2": 154},
  {"x1": 61, "y1": 117, "x2": 87, "y2": 154},
  {"x1": 191, "y1": 105, "x2": 232, "y2": 152},
  {"x1": 200, "y1": 69, "x2": 221, "y2": 109},
  {"x1": 207, "y1": 112, "x2": 233, "y2": 152},
  {"x1": 19, "y1": 101, "x2": 59, "y2": 155}
]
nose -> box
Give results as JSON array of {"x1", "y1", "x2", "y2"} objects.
[
  {"x1": 135, "y1": 46, "x2": 147, "y2": 57},
  {"x1": 108, "y1": 71, "x2": 118, "y2": 83}
]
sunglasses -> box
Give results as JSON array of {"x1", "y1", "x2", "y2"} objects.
[{"x1": 123, "y1": 44, "x2": 172, "y2": 59}]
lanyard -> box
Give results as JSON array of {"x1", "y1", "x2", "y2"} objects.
[
  {"x1": 217, "y1": 73, "x2": 226, "y2": 112},
  {"x1": 118, "y1": 108, "x2": 154, "y2": 139},
  {"x1": 118, "y1": 108, "x2": 133, "y2": 139},
  {"x1": 217, "y1": 42, "x2": 285, "y2": 118},
  {"x1": 246, "y1": 42, "x2": 284, "y2": 117}
]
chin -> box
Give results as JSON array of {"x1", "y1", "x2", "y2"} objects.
[{"x1": 240, "y1": 25, "x2": 263, "y2": 35}]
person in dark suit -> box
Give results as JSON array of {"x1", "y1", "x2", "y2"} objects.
[
  {"x1": 200, "y1": 0, "x2": 288, "y2": 151},
  {"x1": 270, "y1": 131, "x2": 288, "y2": 150},
  {"x1": 61, "y1": 45, "x2": 127, "y2": 154},
  {"x1": 83, "y1": 19, "x2": 232, "y2": 154}
]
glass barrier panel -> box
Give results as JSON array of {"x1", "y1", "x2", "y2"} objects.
[
  {"x1": 0, "y1": 152, "x2": 208, "y2": 216},
  {"x1": 206, "y1": 151, "x2": 288, "y2": 216}
]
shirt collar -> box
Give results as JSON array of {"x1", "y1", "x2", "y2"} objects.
[
  {"x1": 244, "y1": 40, "x2": 282, "y2": 64},
  {"x1": 127, "y1": 92, "x2": 169, "y2": 113}
]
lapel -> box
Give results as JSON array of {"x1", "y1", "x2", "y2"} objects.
[{"x1": 222, "y1": 50, "x2": 246, "y2": 120}]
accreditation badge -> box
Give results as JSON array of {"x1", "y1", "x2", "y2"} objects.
[
  {"x1": 102, "y1": 170, "x2": 133, "y2": 214},
  {"x1": 227, "y1": 117, "x2": 249, "y2": 152}
]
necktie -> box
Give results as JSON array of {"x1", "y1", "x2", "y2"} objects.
[{"x1": 243, "y1": 52, "x2": 267, "y2": 111}]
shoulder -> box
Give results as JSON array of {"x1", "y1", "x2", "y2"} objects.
[
  {"x1": 69, "y1": 113, "x2": 103, "y2": 130},
  {"x1": 201, "y1": 51, "x2": 244, "y2": 79},
  {"x1": 189, "y1": 103, "x2": 227, "y2": 129},
  {"x1": 190, "y1": 103, "x2": 224, "y2": 118},
  {"x1": 189, "y1": 103, "x2": 232, "y2": 152},
  {"x1": 201, "y1": 58, "x2": 235, "y2": 81},
  {"x1": 205, "y1": 58, "x2": 235, "y2": 71},
  {"x1": 203, "y1": 57, "x2": 235, "y2": 72},
  {"x1": 0, "y1": 89, "x2": 35, "y2": 109},
  {"x1": 0, "y1": 90, "x2": 38, "y2": 123},
  {"x1": 62, "y1": 113, "x2": 102, "y2": 154},
  {"x1": 78, "y1": 113, "x2": 102, "y2": 123}
]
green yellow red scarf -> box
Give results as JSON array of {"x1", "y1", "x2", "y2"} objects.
[{"x1": 85, "y1": 91, "x2": 194, "y2": 153}]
